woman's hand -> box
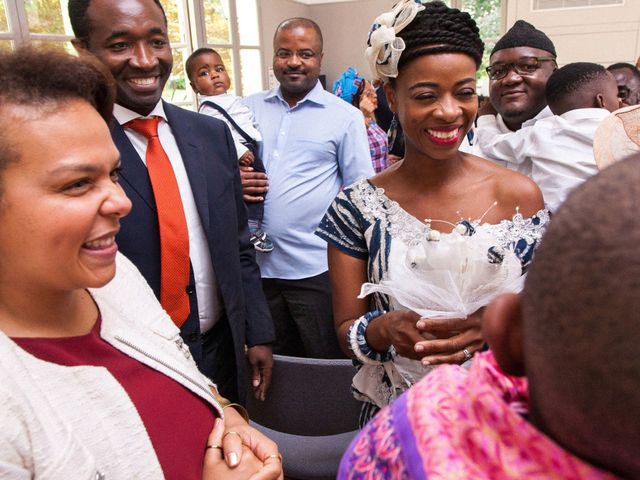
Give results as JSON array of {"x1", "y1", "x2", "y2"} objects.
[
  {"x1": 366, "y1": 310, "x2": 424, "y2": 360},
  {"x1": 359, "y1": 96, "x2": 376, "y2": 119},
  {"x1": 413, "y1": 309, "x2": 484, "y2": 366},
  {"x1": 219, "y1": 407, "x2": 283, "y2": 478},
  {"x1": 203, "y1": 418, "x2": 282, "y2": 479}
]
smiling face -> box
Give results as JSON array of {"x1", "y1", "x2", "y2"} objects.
[
  {"x1": 189, "y1": 51, "x2": 231, "y2": 96},
  {"x1": 273, "y1": 25, "x2": 323, "y2": 106},
  {"x1": 385, "y1": 53, "x2": 478, "y2": 160},
  {"x1": 0, "y1": 100, "x2": 132, "y2": 293},
  {"x1": 489, "y1": 47, "x2": 557, "y2": 131},
  {"x1": 81, "y1": 0, "x2": 172, "y2": 116}
]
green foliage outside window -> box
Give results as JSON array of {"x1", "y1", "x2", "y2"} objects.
[
  {"x1": 0, "y1": 1, "x2": 8, "y2": 32},
  {"x1": 462, "y1": 0, "x2": 501, "y2": 77},
  {"x1": 24, "y1": 0, "x2": 66, "y2": 34},
  {"x1": 443, "y1": 0, "x2": 501, "y2": 79},
  {"x1": 204, "y1": 0, "x2": 231, "y2": 44},
  {"x1": 162, "y1": 0, "x2": 182, "y2": 44}
]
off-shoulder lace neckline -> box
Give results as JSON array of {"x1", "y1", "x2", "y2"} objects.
[{"x1": 358, "y1": 178, "x2": 546, "y2": 233}]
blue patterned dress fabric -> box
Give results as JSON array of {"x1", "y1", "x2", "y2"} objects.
[{"x1": 316, "y1": 178, "x2": 549, "y2": 425}]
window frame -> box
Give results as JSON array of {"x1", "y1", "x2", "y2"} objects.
[
  {"x1": 1, "y1": 0, "x2": 265, "y2": 108},
  {"x1": 188, "y1": 0, "x2": 265, "y2": 97},
  {"x1": 531, "y1": 0, "x2": 623, "y2": 10}
]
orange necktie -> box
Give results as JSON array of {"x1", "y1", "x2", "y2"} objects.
[{"x1": 126, "y1": 117, "x2": 190, "y2": 327}]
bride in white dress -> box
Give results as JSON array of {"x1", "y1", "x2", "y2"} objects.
[{"x1": 316, "y1": 0, "x2": 548, "y2": 425}]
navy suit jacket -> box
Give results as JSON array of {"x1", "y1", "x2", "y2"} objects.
[{"x1": 111, "y1": 101, "x2": 274, "y2": 402}]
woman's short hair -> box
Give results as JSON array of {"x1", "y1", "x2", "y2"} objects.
[
  {"x1": 0, "y1": 46, "x2": 114, "y2": 182},
  {"x1": 397, "y1": 1, "x2": 484, "y2": 73}
]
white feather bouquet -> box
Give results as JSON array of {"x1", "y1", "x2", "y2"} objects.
[{"x1": 359, "y1": 220, "x2": 525, "y2": 320}]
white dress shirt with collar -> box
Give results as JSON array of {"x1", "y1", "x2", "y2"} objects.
[{"x1": 113, "y1": 102, "x2": 222, "y2": 333}]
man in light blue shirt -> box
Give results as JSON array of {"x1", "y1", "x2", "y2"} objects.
[{"x1": 244, "y1": 17, "x2": 373, "y2": 358}]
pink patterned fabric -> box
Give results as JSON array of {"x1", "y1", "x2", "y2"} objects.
[
  {"x1": 339, "y1": 351, "x2": 620, "y2": 480},
  {"x1": 367, "y1": 121, "x2": 389, "y2": 173}
]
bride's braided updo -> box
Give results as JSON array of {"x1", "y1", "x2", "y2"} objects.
[{"x1": 397, "y1": 1, "x2": 484, "y2": 74}]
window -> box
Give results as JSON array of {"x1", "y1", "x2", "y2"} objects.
[
  {"x1": 446, "y1": 0, "x2": 502, "y2": 78},
  {"x1": 0, "y1": 0, "x2": 14, "y2": 51},
  {"x1": 1, "y1": 0, "x2": 72, "y2": 51},
  {"x1": 1, "y1": 0, "x2": 264, "y2": 109},
  {"x1": 162, "y1": 0, "x2": 195, "y2": 107},
  {"x1": 532, "y1": 0, "x2": 623, "y2": 9},
  {"x1": 193, "y1": 0, "x2": 263, "y2": 97}
]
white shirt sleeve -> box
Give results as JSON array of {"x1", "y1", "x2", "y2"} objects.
[{"x1": 471, "y1": 114, "x2": 533, "y2": 165}]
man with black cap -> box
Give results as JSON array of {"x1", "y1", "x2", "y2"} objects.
[{"x1": 468, "y1": 20, "x2": 557, "y2": 176}]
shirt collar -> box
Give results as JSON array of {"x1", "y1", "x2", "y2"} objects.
[
  {"x1": 559, "y1": 107, "x2": 610, "y2": 122},
  {"x1": 496, "y1": 105, "x2": 552, "y2": 131},
  {"x1": 113, "y1": 101, "x2": 167, "y2": 125},
  {"x1": 522, "y1": 106, "x2": 552, "y2": 128},
  {"x1": 266, "y1": 80, "x2": 326, "y2": 107}
]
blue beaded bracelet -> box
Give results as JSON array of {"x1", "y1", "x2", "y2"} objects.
[{"x1": 347, "y1": 310, "x2": 396, "y2": 365}]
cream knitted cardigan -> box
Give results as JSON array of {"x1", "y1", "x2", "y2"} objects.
[{"x1": 0, "y1": 253, "x2": 223, "y2": 479}]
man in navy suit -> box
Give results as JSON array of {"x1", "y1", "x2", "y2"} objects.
[{"x1": 69, "y1": 0, "x2": 274, "y2": 403}]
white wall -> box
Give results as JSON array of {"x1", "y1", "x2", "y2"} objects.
[
  {"x1": 258, "y1": 0, "x2": 394, "y2": 90},
  {"x1": 308, "y1": 0, "x2": 391, "y2": 87},
  {"x1": 503, "y1": 0, "x2": 640, "y2": 66},
  {"x1": 258, "y1": 0, "x2": 311, "y2": 87},
  {"x1": 257, "y1": 0, "x2": 640, "y2": 93}
]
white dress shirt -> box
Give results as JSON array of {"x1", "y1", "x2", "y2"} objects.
[
  {"x1": 469, "y1": 106, "x2": 554, "y2": 177},
  {"x1": 113, "y1": 103, "x2": 222, "y2": 333},
  {"x1": 469, "y1": 107, "x2": 608, "y2": 212}
]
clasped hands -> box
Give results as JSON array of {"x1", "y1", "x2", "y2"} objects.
[
  {"x1": 374, "y1": 309, "x2": 484, "y2": 366},
  {"x1": 203, "y1": 407, "x2": 283, "y2": 480}
]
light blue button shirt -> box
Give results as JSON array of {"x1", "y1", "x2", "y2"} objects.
[{"x1": 244, "y1": 81, "x2": 374, "y2": 279}]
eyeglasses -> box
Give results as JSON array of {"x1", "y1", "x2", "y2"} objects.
[
  {"x1": 486, "y1": 56, "x2": 557, "y2": 81},
  {"x1": 274, "y1": 49, "x2": 318, "y2": 61}
]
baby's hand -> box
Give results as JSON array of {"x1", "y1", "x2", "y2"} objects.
[{"x1": 239, "y1": 150, "x2": 255, "y2": 167}]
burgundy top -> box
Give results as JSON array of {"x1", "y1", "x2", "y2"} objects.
[{"x1": 12, "y1": 316, "x2": 216, "y2": 480}]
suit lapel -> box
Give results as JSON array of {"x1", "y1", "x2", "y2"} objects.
[
  {"x1": 110, "y1": 120, "x2": 157, "y2": 211},
  {"x1": 164, "y1": 102, "x2": 211, "y2": 233}
]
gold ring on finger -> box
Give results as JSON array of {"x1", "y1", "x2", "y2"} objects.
[
  {"x1": 263, "y1": 453, "x2": 283, "y2": 465},
  {"x1": 205, "y1": 444, "x2": 224, "y2": 458},
  {"x1": 222, "y1": 430, "x2": 243, "y2": 442}
]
